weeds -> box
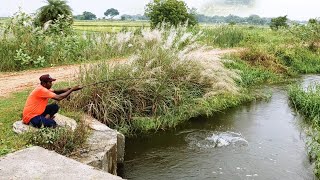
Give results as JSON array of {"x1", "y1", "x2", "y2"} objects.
[
  {"x1": 24, "y1": 117, "x2": 89, "y2": 156},
  {"x1": 0, "y1": 11, "x2": 136, "y2": 71},
  {"x1": 63, "y1": 25, "x2": 242, "y2": 134},
  {"x1": 288, "y1": 84, "x2": 320, "y2": 177},
  {"x1": 200, "y1": 25, "x2": 245, "y2": 48}
]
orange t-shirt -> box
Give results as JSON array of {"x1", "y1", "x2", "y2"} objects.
[{"x1": 22, "y1": 85, "x2": 56, "y2": 124}]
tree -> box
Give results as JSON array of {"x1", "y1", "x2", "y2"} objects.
[
  {"x1": 247, "y1": 14, "x2": 264, "y2": 25},
  {"x1": 104, "y1": 8, "x2": 119, "y2": 19},
  {"x1": 74, "y1": 11, "x2": 96, "y2": 20},
  {"x1": 308, "y1": 18, "x2": 319, "y2": 24},
  {"x1": 145, "y1": 0, "x2": 198, "y2": 28},
  {"x1": 270, "y1": 15, "x2": 288, "y2": 30},
  {"x1": 36, "y1": 0, "x2": 73, "y2": 26},
  {"x1": 83, "y1": 11, "x2": 96, "y2": 20}
]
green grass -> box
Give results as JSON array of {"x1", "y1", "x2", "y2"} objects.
[
  {"x1": 63, "y1": 26, "x2": 278, "y2": 135},
  {"x1": 0, "y1": 91, "x2": 29, "y2": 156},
  {"x1": 73, "y1": 20, "x2": 150, "y2": 33},
  {"x1": 74, "y1": 20, "x2": 150, "y2": 27},
  {"x1": 0, "y1": 83, "x2": 89, "y2": 157},
  {"x1": 288, "y1": 84, "x2": 320, "y2": 177},
  {"x1": 224, "y1": 56, "x2": 281, "y2": 87}
]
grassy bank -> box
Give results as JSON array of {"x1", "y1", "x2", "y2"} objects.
[
  {"x1": 60, "y1": 25, "x2": 281, "y2": 135},
  {"x1": 0, "y1": 91, "x2": 28, "y2": 156},
  {"x1": 0, "y1": 87, "x2": 89, "y2": 156},
  {"x1": 288, "y1": 84, "x2": 320, "y2": 177},
  {"x1": 1, "y1": 12, "x2": 320, "y2": 158}
]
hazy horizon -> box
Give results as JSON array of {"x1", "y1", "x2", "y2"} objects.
[{"x1": 1, "y1": 0, "x2": 319, "y2": 21}]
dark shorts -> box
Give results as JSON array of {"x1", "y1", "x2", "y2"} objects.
[{"x1": 29, "y1": 104, "x2": 59, "y2": 128}]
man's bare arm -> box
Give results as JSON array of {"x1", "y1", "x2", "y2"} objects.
[
  {"x1": 52, "y1": 86, "x2": 82, "y2": 101},
  {"x1": 54, "y1": 88, "x2": 71, "y2": 95}
]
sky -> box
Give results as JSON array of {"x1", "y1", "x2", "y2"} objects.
[{"x1": 0, "y1": 0, "x2": 319, "y2": 20}]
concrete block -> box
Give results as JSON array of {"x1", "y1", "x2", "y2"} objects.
[
  {"x1": 117, "y1": 131, "x2": 125, "y2": 164},
  {"x1": 0, "y1": 146, "x2": 123, "y2": 180},
  {"x1": 70, "y1": 115, "x2": 124, "y2": 175}
]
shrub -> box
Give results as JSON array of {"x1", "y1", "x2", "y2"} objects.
[
  {"x1": 0, "y1": 11, "x2": 137, "y2": 71},
  {"x1": 64, "y1": 25, "x2": 240, "y2": 133},
  {"x1": 24, "y1": 120, "x2": 89, "y2": 155},
  {"x1": 238, "y1": 45, "x2": 288, "y2": 73}
]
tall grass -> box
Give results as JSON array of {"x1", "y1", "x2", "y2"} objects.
[
  {"x1": 63, "y1": 25, "x2": 243, "y2": 134},
  {"x1": 288, "y1": 84, "x2": 320, "y2": 177},
  {"x1": 288, "y1": 84, "x2": 320, "y2": 122},
  {"x1": 224, "y1": 57, "x2": 280, "y2": 87},
  {"x1": 0, "y1": 11, "x2": 137, "y2": 71},
  {"x1": 200, "y1": 25, "x2": 245, "y2": 48}
]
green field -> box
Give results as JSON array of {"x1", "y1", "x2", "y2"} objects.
[{"x1": 73, "y1": 20, "x2": 150, "y2": 32}]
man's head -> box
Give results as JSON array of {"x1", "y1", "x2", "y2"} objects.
[{"x1": 40, "y1": 74, "x2": 56, "y2": 89}]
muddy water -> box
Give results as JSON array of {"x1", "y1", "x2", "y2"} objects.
[{"x1": 121, "y1": 76, "x2": 320, "y2": 180}]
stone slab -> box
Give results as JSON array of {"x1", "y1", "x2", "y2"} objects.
[
  {"x1": 13, "y1": 113, "x2": 77, "y2": 134},
  {"x1": 54, "y1": 113, "x2": 77, "y2": 130},
  {"x1": 0, "y1": 146, "x2": 123, "y2": 180},
  {"x1": 13, "y1": 121, "x2": 36, "y2": 134}
]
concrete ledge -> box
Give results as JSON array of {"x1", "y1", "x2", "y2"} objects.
[
  {"x1": 0, "y1": 146, "x2": 123, "y2": 180},
  {"x1": 117, "y1": 131, "x2": 125, "y2": 164},
  {"x1": 12, "y1": 114, "x2": 125, "y2": 176},
  {"x1": 70, "y1": 115, "x2": 125, "y2": 175}
]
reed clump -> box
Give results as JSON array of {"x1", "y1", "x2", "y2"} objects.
[{"x1": 64, "y1": 25, "x2": 242, "y2": 134}]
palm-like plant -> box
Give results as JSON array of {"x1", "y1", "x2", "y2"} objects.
[{"x1": 36, "y1": 0, "x2": 72, "y2": 26}]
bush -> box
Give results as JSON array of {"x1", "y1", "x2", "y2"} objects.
[
  {"x1": 24, "y1": 121, "x2": 89, "y2": 155},
  {"x1": 0, "y1": 11, "x2": 137, "y2": 71},
  {"x1": 238, "y1": 45, "x2": 288, "y2": 73},
  {"x1": 64, "y1": 25, "x2": 240, "y2": 134}
]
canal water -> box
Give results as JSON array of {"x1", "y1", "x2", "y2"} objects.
[{"x1": 121, "y1": 76, "x2": 320, "y2": 180}]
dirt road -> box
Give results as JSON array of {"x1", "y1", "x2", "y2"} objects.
[
  {"x1": 0, "y1": 49, "x2": 239, "y2": 97},
  {"x1": 0, "y1": 65, "x2": 80, "y2": 97}
]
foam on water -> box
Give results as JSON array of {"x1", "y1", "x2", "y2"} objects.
[{"x1": 185, "y1": 131, "x2": 248, "y2": 149}]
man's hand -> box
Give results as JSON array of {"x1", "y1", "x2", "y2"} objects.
[
  {"x1": 53, "y1": 85, "x2": 82, "y2": 101},
  {"x1": 71, "y1": 85, "x2": 83, "y2": 91}
]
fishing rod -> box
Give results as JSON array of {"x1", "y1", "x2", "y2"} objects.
[{"x1": 81, "y1": 77, "x2": 154, "y2": 88}]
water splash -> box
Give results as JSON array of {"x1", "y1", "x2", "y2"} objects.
[{"x1": 185, "y1": 131, "x2": 248, "y2": 149}]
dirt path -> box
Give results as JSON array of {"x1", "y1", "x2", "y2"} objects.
[
  {"x1": 0, "y1": 49, "x2": 239, "y2": 97},
  {"x1": 0, "y1": 64, "x2": 80, "y2": 97}
]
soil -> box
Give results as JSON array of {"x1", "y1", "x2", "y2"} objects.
[{"x1": 0, "y1": 64, "x2": 80, "y2": 97}]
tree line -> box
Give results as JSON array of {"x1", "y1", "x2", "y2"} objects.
[
  {"x1": 31, "y1": 0, "x2": 314, "y2": 30},
  {"x1": 73, "y1": 8, "x2": 306, "y2": 28}
]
